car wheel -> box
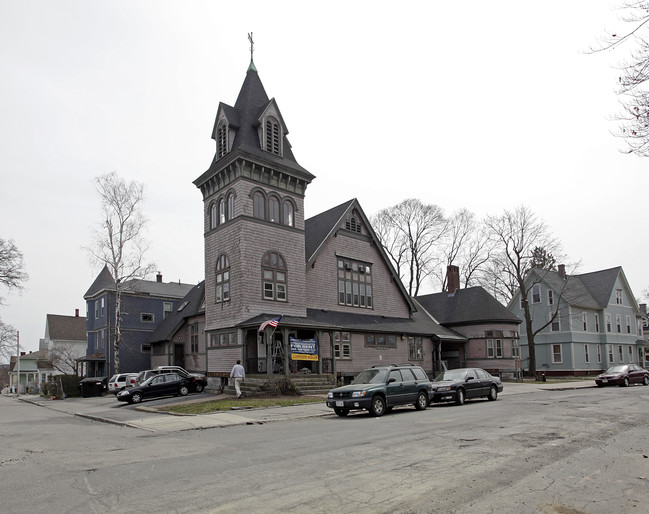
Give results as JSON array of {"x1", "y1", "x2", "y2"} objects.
[
  {"x1": 131, "y1": 392, "x2": 142, "y2": 404},
  {"x1": 414, "y1": 391, "x2": 428, "y2": 410},
  {"x1": 487, "y1": 386, "x2": 498, "y2": 401},
  {"x1": 622, "y1": 377, "x2": 630, "y2": 387},
  {"x1": 179, "y1": 385, "x2": 189, "y2": 396},
  {"x1": 369, "y1": 395, "x2": 386, "y2": 417},
  {"x1": 334, "y1": 408, "x2": 349, "y2": 417},
  {"x1": 455, "y1": 388, "x2": 465, "y2": 406},
  {"x1": 195, "y1": 383, "x2": 204, "y2": 393},
  {"x1": 644, "y1": 376, "x2": 649, "y2": 386}
]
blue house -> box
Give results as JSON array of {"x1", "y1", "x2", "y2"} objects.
[
  {"x1": 81, "y1": 266, "x2": 194, "y2": 377},
  {"x1": 508, "y1": 265, "x2": 646, "y2": 376}
]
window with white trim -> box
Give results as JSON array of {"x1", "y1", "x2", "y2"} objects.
[
  {"x1": 618, "y1": 345, "x2": 624, "y2": 362},
  {"x1": 550, "y1": 312, "x2": 560, "y2": 332},
  {"x1": 495, "y1": 339, "x2": 503, "y2": 358},
  {"x1": 616, "y1": 290, "x2": 623, "y2": 304},
  {"x1": 163, "y1": 302, "x2": 172, "y2": 319},
  {"x1": 334, "y1": 331, "x2": 351, "y2": 359},
  {"x1": 547, "y1": 289, "x2": 554, "y2": 306},
  {"x1": 595, "y1": 314, "x2": 600, "y2": 333},
  {"x1": 512, "y1": 340, "x2": 520, "y2": 358},
  {"x1": 215, "y1": 254, "x2": 230, "y2": 303},
  {"x1": 608, "y1": 345, "x2": 614, "y2": 362},
  {"x1": 487, "y1": 339, "x2": 495, "y2": 358},
  {"x1": 584, "y1": 344, "x2": 589, "y2": 363},
  {"x1": 606, "y1": 313, "x2": 612, "y2": 332},
  {"x1": 582, "y1": 312, "x2": 588, "y2": 331},
  {"x1": 597, "y1": 345, "x2": 602, "y2": 363},
  {"x1": 532, "y1": 284, "x2": 541, "y2": 304},
  {"x1": 552, "y1": 344, "x2": 562, "y2": 363},
  {"x1": 616, "y1": 314, "x2": 621, "y2": 333},
  {"x1": 626, "y1": 315, "x2": 632, "y2": 334},
  {"x1": 262, "y1": 251, "x2": 287, "y2": 302}
]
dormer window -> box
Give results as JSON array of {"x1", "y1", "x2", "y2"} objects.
[
  {"x1": 217, "y1": 120, "x2": 228, "y2": 158},
  {"x1": 265, "y1": 117, "x2": 281, "y2": 155}
]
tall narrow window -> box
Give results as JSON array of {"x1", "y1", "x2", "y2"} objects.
[
  {"x1": 608, "y1": 345, "x2": 614, "y2": 362},
  {"x1": 626, "y1": 315, "x2": 632, "y2": 334},
  {"x1": 584, "y1": 344, "x2": 590, "y2": 363},
  {"x1": 268, "y1": 196, "x2": 280, "y2": 223},
  {"x1": 619, "y1": 345, "x2": 624, "y2": 362},
  {"x1": 552, "y1": 344, "x2": 562, "y2": 363},
  {"x1": 210, "y1": 202, "x2": 218, "y2": 229},
  {"x1": 262, "y1": 251, "x2": 287, "y2": 302},
  {"x1": 532, "y1": 284, "x2": 541, "y2": 304},
  {"x1": 283, "y1": 201, "x2": 294, "y2": 227},
  {"x1": 219, "y1": 198, "x2": 226, "y2": 225},
  {"x1": 595, "y1": 314, "x2": 600, "y2": 333},
  {"x1": 215, "y1": 254, "x2": 230, "y2": 303},
  {"x1": 606, "y1": 313, "x2": 612, "y2": 332},
  {"x1": 337, "y1": 259, "x2": 372, "y2": 309},
  {"x1": 582, "y1": 312, "x2": 588, "y2": 331},
  {"x1": 253, "y1": 192, "x2": 265, "y2": 219},
  {"x1": 190, "y1": 323, "x2": 199, "y2": 353},
  {"x1": 597, "y1": 345, "x2": 602, "y2": 363},
  {"x1": 616, "y1": 290, "x2": 623, "y2": 305},
  {"x1": 547, "y1": 290, "x2": 554, "y2": 306},
  {"x1": 227, "y1": 192, "x2": 235, "y2": 221},
  {"x1": 265, "y1": 117, "x2": 280, "y2": 155},
  {"x1": 616, "y1": 314, "x2": 621, "y2": 333}
]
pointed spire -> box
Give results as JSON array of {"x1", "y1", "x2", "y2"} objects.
[{"x1": 247, "y1": 32, "x2": 257, "y2": 72}]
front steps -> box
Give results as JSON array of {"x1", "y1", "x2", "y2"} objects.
[{"x1": 223, "y1": 374, "x2": 337, "y2": 397}]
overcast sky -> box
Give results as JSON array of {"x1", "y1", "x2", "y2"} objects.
[{"x1": 1, "y1": 0, "x2": 647, "y2": 357}]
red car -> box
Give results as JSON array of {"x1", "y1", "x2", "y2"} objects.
[{"x1": 595, "y1": 364, "x2": 649, "y2": 387}]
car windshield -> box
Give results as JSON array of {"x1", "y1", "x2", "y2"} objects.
[
  {"x1": 605, "y1": 365, "x2": 628, "y2": 373},
  {"x1": 434, "y1": 370, "x2": 467, "y2": 382},
  {"x1": 352, "y1": 369, "x2": 388, "y2": 384}
]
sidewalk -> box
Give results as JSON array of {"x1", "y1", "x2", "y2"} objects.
[{"x1": 14, "y1": 379, "x2": 596, "y2": 433}]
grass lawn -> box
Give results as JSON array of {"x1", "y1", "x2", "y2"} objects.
[{"x1": 163, "y1": 396, "x2": 324, "y2": 415}]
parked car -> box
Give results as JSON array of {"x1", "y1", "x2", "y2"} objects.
[
  {"x1": 116, "y1": 372, "x2": 192, "y2": 404},
  {"x1": 154, "y1": 366, "x2": 207, "y2": 392},
  {"x1": 326, "y1": 364, "x2": 433, "y2": 417},
  {"x1": 107, "y1": 373, "x2": 138, "y2": 395},
  {"x1": 430, "y1": 368, "x2": 502, "y2": 406},
  {"x1": 595, "y1": 364, "x2": 649, "y2": 387}
]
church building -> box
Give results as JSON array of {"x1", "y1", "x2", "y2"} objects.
[{"x1": 192, "y1": 48, "x2": 462, "y2": 387}]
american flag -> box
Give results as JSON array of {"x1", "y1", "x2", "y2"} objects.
[{"x1": 258, "y1": 316, "x2": 281, "y2": 332}]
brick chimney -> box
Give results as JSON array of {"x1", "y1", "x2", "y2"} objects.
[
  {"x1": 558, "y1": 264, "x2": 566, "y2": 279},
  {"x1": 156, "y1": 272, "x2": 162, "y2": 283},
  {"x1": 447, "y1": 265, "x2": 460, "y2": 293}
]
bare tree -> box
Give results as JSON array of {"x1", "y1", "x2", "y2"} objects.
[
  {"x1": 87, "y1": 172, "x2": 155, "y2": 373},
  {"x1": 0, "y1": 238, "x2": 28, "y2": 305},
  {"x1": 590, "y1": 2, "x2": 649, "y2": 156},
  {"x1": 49, "y1": 344, "x2": 80, "y2": 375},
  {"x1": 436, "y1": 209, "x2": 494, "y2": 291},
  {"x1": 0, "y1": 320, "x2": 19, "y2": 365},
  {"x1": 372, "y1": 199, "x2": 448, "y2": 297},
  {"x1": 484, "y1": 206, "x2": 565, "y2": 376}
]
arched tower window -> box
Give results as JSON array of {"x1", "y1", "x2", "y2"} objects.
[
  {"x1": 210, "y1": 202, "x2": 218, "y2": 230},
  {"x1": 268, "y1": 196, "x2": 280, "y2": 223},
  {"x1": 253, "y1": 191, "x2": 265, "y2": 219},
  {"x1": 265, "y1": 117, "x2": 281, "y2": 155},
  {"x1": 262, "y1": 251, "x2": 287, "y2": 302},
  {"x1": 219, "y1": 198, "x2": 226, "y2": 225},
  {"x1": 217, "y1": 121, "x2": 228, "y2": 158},
  {"x1": 283, "y1": 200, "x2": 294, "y2": 227},
  {"x1": 227, "y1": 192, "x2": 235, "y2": 221},
  {"x1": 216, "y1": 254, "x2": 230, "y2": 303}
]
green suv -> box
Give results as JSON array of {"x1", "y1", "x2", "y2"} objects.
[{"x1": 326, "y1": 364, "x2": 433, "y2": 417}]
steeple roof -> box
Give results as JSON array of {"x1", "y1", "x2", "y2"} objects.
[{"x1": 195, "y1": 66, "x2": 315, "y2": 188}]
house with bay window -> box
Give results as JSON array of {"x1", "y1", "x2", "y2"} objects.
[{"x1": 508, "y1": 265, "x2": 645, "y2": 376}]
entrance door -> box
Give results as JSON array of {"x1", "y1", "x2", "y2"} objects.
[{"x1": 174, "y1": 344, "x2": 185, "y2": 368}]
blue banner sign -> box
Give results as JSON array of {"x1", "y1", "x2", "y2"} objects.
[{"x1": 290, "y1": 337, "x2": 317, "y2": 355}]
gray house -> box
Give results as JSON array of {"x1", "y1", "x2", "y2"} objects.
[{"x1": 508, "y1": 265, "x2": 646, "y2": 376}]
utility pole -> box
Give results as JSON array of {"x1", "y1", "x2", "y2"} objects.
[{"x1": 15, "y1": 330, "x2": 20, "y2": 394}]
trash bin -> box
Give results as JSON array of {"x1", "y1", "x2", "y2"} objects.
[{"x1": 80, "y1": 377, "x2": 108, "y2": 397}]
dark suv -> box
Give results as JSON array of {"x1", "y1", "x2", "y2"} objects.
[{"x1": 326, "y1": 364, "x2": 432, "y2": 417}]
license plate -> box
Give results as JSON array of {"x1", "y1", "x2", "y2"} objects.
[
  {"x1": 336, "y1": 401, "x2": 344, "y2": 407},
  {"x1": 602, "y1": 379, "x2": 608, "y2": 383}
]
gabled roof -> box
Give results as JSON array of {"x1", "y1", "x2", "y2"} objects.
[
  {"x1": 515, "y1": 266, "x2": 639, "y2": 313},
  {"x1": 196, "y1": 67, "x2": 315, "y2": 187},
  {"x1": 45, "y1": 314, "x2": 87, "y2": 342},
  {"x1": 239, "y1": 308, "x2": 465, "y2": 342},
  {"x1": 305, "y1": 198, "x2": 417, "y2": 313},
  {"x1": 84, "y1": 267, "x2": 193, "y2": 300},
  {"x1": 416, "y1": 287, "x2": 522, "y2": 326},
  {"x1": 10, "y1": 351, "x2": 53, "y2": 372},
  {"x1": 148, "y1": 281, "x2": 205, "y2": 343},
  {"x1": 84, "y1": 265, "x2": 114, "y2": 298}
]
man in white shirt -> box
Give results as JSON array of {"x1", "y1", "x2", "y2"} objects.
[{"x1": 230, "y1": 360, "x2": 245, "y2": 399}]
